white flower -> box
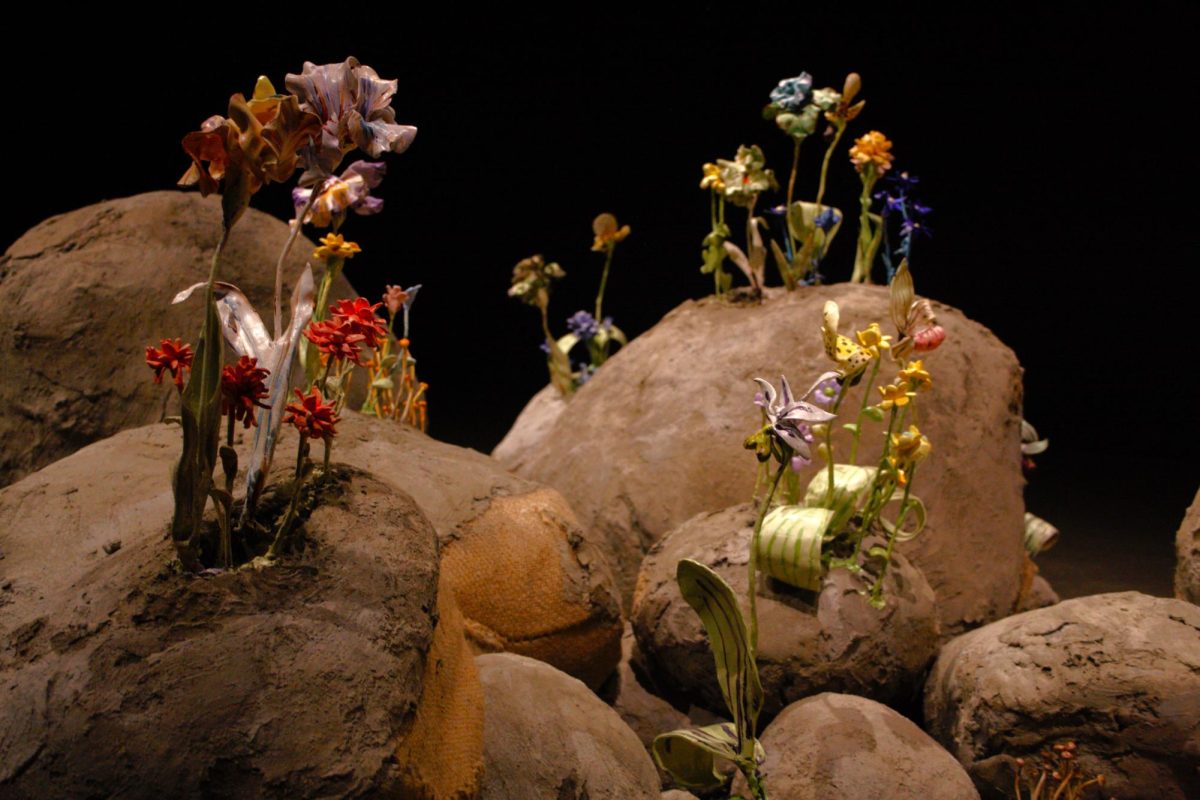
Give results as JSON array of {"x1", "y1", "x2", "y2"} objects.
[{"x1": 753, "y1": 372, "x2": 839, "y2": 461}]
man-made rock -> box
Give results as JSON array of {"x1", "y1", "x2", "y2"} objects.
[
  {"x1": 0, "y1": 191, "x2": 358, "y2": 487},
  {"x1": 0, "y1": 435, "x2": 468, "y2": 797},
  {"x1": 632, "y1": 504, "x2": 939, "y2": 723},
  {"x1": 660, "y1": 792, "x2": 697, "y2": 799},
  {"x1": 1017, "y1": 574, "x2": 1059, "y2": 611},
  {"x1": 491, "y1": 384, "x2": 566, "y2": 473},
  {"x1": 477, "y1": 653, "x2": 660, "y2": 800},
  {"x1": 285, "y1": 411, "x2": 623, "y2": 689},
  {"x1": 925, "y1": 592, "x2": 1200, "y2": 799},
  {"x1": 600, "y1": 624, "x2": 692, "y2": 753},
  {"x1": 1176, "y1": 486, "x2": 1200, "y2": 603},
  {"x1": 501, "y1": 284, "x2": 1026, "y2": 635},
  {"x1": 732, "y1": 693, "x2": 979, "y2": 800}
]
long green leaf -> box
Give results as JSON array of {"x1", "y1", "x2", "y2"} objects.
[
  {"x1": 1023, "y1": 511, "x2": 1059, "y2": 556},
  {"x1": 676, "y1": 559, "x2": 763, "y2": 763},
  {"x1": 880, "y1": 494, "x2": 927, "y2": 542},
  {"x1": 805, "y1": 463, "x2": 879, "y2": 532},
  {"x1": 757, "y1": 506, "x2": 834, "y2": 590},
  {"x1": 652, "y1": 723, "x2": 763, "y2": 791}
]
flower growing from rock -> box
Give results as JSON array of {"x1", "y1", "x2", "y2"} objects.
[
  {"x1": 221, "y1": 356, "x2": 271, "y2": 428},
  {"x1": 313, "y1": 233, "x2": 361, "y2": 261},
  {"x1": 304, "y1": 318, "x2": 368, "y2": 366},
  {"x1": 856, "y1": 323, "x2": 892, "y2": 358},
  {"x1": 285, "y1": 57, "x2": 418, "y2": 183},
  {"x1": 383, "y1": 285, "x2": 410, "y2": 316},
  {"x1": 284, "y1": 387, "x2": 340, "y2": 443},
  {"x1": 566, "y1": 310, "x2": 602, "y2": 340},
  {"x1": 591, "y1": 213, "x2": 631, "y2": 252},
  {"x1": 899, "y1": 360, "x2": 932, "y2": 392},
  {"x1": 849, "y1": 130, "x2": 895, "y2": 175},
  {"x1": 717, "y1": 145, "x2": 778, "y2": 208},
  {"x1": 768, "y1": 72, "x2": 813, "y2": 112},
  {"x1": 700, "y1": 163, "x2": 726, "y2": 193},
  {"x1": 329, "y1": 297, "x2": 388, "y2": 348},
  {"x1": 292, "y1": 160, "x2": 386, "y2": 228},
  {"x1": 146, "y1": 338, "x2": 194, "y2": 390},
  {"x1": 753, "y1": 375, "x2": 837, "y2": 463},
  {"x1": 878, "y1": 382, "x2": 915, "y2": 410}
]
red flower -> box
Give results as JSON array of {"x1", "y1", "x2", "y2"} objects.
[
  {"x1": 145, "y1": 338, "x2": 194, "y2": 389},
  {"x1": 304, "y1": 317, "x2": 367, "y2": 365},
  {"x1": 221, "y1": 356, "x2": 271, "y2": 428},
  {"x1": 329, "y1": 297, "x2": 388, "y2": 348},
  {"x1": 284, "y1": 387, "x2": 339, "y2": 442}
]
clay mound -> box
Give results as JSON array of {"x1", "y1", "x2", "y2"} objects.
[
  {"x1": 0, "y1": 190, "x2": 358, "y2": 487},
  {"x1": 924, "y1": 592, "x2": 1200, "y2": 799},
  {"x1": 632, "y1": 504, "x2": 939, "y2": 723},
  {"x1": 283, "y1": 411, "x2": 624, "y2": 689},
  {"x1": 0, "y1": 440, "x2": 449, "y2": 797},
  {"x1": 1176, "y1": 485, "x2": 1200, "y2": 603},
  {"x1": 498, "y1": 283, "x2": 1026, "y2": 635},
  {"x1": 476, "y1": 653, "x2": 660, "y2": 800},
  {"x1": 732, "y1": 693, "x2": 979, "y2": 800}
]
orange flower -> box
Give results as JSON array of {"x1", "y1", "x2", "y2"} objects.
[
  {"x1": 849, "y1": 130, "x2": 894, "y2": 175},
  {"x1": 145, "y1": 338, "x2": 194, "y2": 390},
  {"x1": 591, "y1": 213, "x2": 631, "y2": 252},
  {"x1": 284, "y1": 387, "x2": 340, "y2": 442},
  {"x1": 329, "y1": 297, "x2": 388, "y2": 348},
  {"x1": 221, "y1": 356, "x2": 271, "y2": 428}
]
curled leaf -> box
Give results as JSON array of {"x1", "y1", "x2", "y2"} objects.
[
  {"x1": 758, "y1": 505, "x2": 834, "y2": 591},
  {"x1": 652, "y1": 723, "x2": 764, "y2": 792}
]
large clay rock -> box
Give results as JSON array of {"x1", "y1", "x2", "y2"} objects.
[
  {"x1": 599, "y1": 623, "x2": 692, "y2": 754},
  {"x1": 0, "y1": 434, "x2": 469, "y2": 797},
  {"x1": 632, "y1": 504, "x2": 939, "y2": 723},
  {"x1": 924, "y1": 592, "x2": 1200, "y2": 799},
  {"x1": 500, "y1": 284, "x2": 1026, "y2": 635},
  {"x1": 1176, "y1": 486, "x2": 1200, "y2": 603},
  {"x1": 0, "y1": 190, "x2": 357, "y2": 487},
  {"x1": 285, "y1": 411, "x2": 624, "y2": 689},
  {"x1": 491, "y1": 384, "x2": 566, "y2": 473},
  {"x1": 732, "y1": 693, "x2": 979, "y2": 800},
  {"x1": 476, "y1": 653, "x2": 660, "y2": 800}
]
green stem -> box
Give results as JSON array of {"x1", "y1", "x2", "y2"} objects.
[
  {"x1": 823, "y1": 379, "x2": 853, "y2": 506},
  {"x1": 851, "y1": 167, "x2": 879, "y2": 283},
  {"x1": 276, "y1": 188, "x2": 321, "y2": 339},
  {"x1": 595, "y1": 246, "x2": 614, "y2": 321},
  {"x1": 849, "y1": 358, "x2": 882, "y2": 464},
  {"x1": 268, "y1": 438, "x2": 308, "y2": 559},
  {"x1": 749, "y1": 460, "x2": 788, "y2": 653},
  {"x1": 869, "y1": 463, "x2": 917, "y2": 602},
  {"x1": 785, "y1": 137, "x2": 801, "y2": 275}
]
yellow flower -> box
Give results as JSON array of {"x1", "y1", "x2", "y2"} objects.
[
  {"x1": 313, "y1": 233, "x2": 361, "y2": 261},
  {"x1": 878, "y1": 383, "x2": 914, "y2": 410},
  {"x1": 891, "y1": 424, "x2": 932, "y2": 465},
  {"x1": 898, "y1": 360, "x2": 932, "y2": 392},
  {"x1": 856, "y1": 322, "x2": 892, "y2": 358},
  {"x1": 886, "y1": 456, "x2": 908, "y2": 488},
  {"x1": 591, "y1": 213, "x2": 631, "y2": 252},
  {"x1": 700, "y1": 163, "x2": 726, "y2": 193},
  {"x1": 849, "y1": 130, "x2": 894, "y2": 175}
]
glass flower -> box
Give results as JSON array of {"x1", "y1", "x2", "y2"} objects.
[
  {"x1": 383, "y1": 284, "x2": 420, "y2": 316},
  {"x1": 716, "y1": 145, "x2": 778, "y2": 207},
  {"x1": 284, "y1": 387, "x2": 340, "y2": 442},
  {"x1": 285, "y1": 57, "x2": 418, "y2": 182},
  {"x1": 292, "y1": 160, "x2": 386, "y2": 228},
  {"x1": 769, "y1": 72, "x2": 813, "y2": 112},
  {"x1": 810, "y1": 376, "x2": 841, "y2": 408},
  {"x1": 313, "y1": 233, "x2": 361, "y2": 261},
  {"x1": 753, "y1": 374, "x2": 838, "y2": 462},
  {"x1": 849, "y1": 130, "x2": 894, "y2": 175},
  {"x1": 145, "y1": 338, "x2": 194, "y2": 389},
  {"x1": 591, "y1": 213, "x2": 631, "y2": 252},
  {"x1": 878, "y1": 383, "x2": 915, "y2": 410},
  {"x1": 820, "y1": 301, "x2": 871, "y2": 379},
  {"x1": 898, "y1": 360, "x2": 932, "y2": 392},
  {"x1": 221, "y1": 356, "x2": 271, "y2": 428},
  {"x1": 700, "y1": 163, "x2": 725, "y2": 192},
  {"x1": 891, "y1": 424, "x2": 932, "y2": 465},
  {"x1": 855, "y1": 322, "x2": 893, "y2": 358},
  {"x1": 329, "y1": 297, "x2": 389, "y2": 348},
  {"x1": 508, "y1": 255, "x2": 565, "y2": 305},
  {"x1": 566, "y1": 310, "x2": 601, "y2": 340},
  {"x1": 304, "y1": 318, "x2": 367, "y2": 365}
]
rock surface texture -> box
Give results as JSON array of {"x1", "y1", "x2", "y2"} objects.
[
  {"x1": 0, "y1": 191, "x2": 357, "y2": 487},
  {"x1": 924, "y1": 592, "x2": 1200, "y2": 800},
  {"x1": 476, "y1": 653, "x2": 660, "y2": 800},
  {"x1": 1176, "y1": 485, "x2": 1200, "y2": 603},
  {"x1": 632, "y1": 504, "x2": 939, "y2": 722},
  {"x1": 0, "y1": 437, "x2": 454, "y2": 798},
  {"x1": 732, "y1": 693, "x2": 980, "y2": 800},
  {"x1": 491, "y1": 384, "x2": 566, "y2": 473},
  {"x1": 501, "y1": 284, "x2": 1026, "y2": 635}
]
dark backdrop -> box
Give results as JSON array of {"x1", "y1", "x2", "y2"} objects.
[{"x1": 6, "y1": 5, "x2": 1196, "y2": 593}]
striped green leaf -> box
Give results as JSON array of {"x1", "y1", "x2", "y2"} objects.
[
  {"x1": 652, "y1": 723, "x2": 764, "y2": 792},
  {"x1": 757, "y1": 506, "x2": 835, "y2": 590},
  {"x1": 675, "y1": 559, "x2": 763, "y2": 763}
]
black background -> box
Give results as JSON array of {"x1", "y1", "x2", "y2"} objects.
[{"x1": 6, "y1": 5, "x2": 1196, "y2": 593}]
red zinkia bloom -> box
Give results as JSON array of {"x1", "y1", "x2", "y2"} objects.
[
  {"x1": 145, "y1": 338, "x2": 194, "y2": 389},
  {"x1": 329, "y1": 297, "x2": 388, "y2": 348},
  {"x1": 304, "y1": 317, "x2": 368, "y2": 365},
  {"x1": 221, "y1": 356, "x2": 271, "y2": 428},
  {"x1": 284, "y1": 387, "x2": 339, "y2": 441}
]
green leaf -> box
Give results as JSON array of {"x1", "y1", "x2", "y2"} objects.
[
  {"x1": 880, "y1": 495, "x2": 927, "y2": 542},
  {"x1": 758, "y1": 505, "x2": 834, "y2": 591},
  {"x1": 555, "y1": 332, "x2": 581, "y2": 357},
  {"x1": 769, "y1": 238, "x2": 795, "y2": 290},
  {"x1": 652, "y1": 723, "x2": 763, "y2": 792},
  {"x1": 1023, "y1": 511, "x2": 1059, "y2": 556},
  {"x1": 676, "y1": 560, "x2": 763, "y2": 762},
  {"x1": 842, "y1": 423, "x2": 860, "y2": 434},
  {"x1": 867, "y1": 545, "x2": 890, "y2": 559},
  {"x1": 863, "y1": 405, "x2": 885, "y2": 422},
  {"x1": 171, "y1": 288, "x2": 224, "y2": 571},
  {"x1": 371, "y1": 377, "x2": 394, "y2": 390}
]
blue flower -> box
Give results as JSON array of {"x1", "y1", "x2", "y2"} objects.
[
  {"x1": 539, "y1": 341, "x2": 552, "y2": 355},
  {"x1": 900, "y1": 219, "x2": 933, "y2": 239},
  {"x1": 886, "y1": 171, "x2": 920, "y2": 191},
  {"x1": 769, "y1": 73, "x2": 813, "y2": 113},
  {"x1": 566, "y1": 310, "x2": 601, "y2": 340},
  {"x1": 575, "y1": 363, "x2": 595, "y2": 385},
  {"x1": 813, "y1": 208, "x2": 841, "y2": 232},
  {"x1": 810, "y1": 376, "x2": 841, "y2": 407},
  {"x1": 912, "y1": 201, "x2": 932, "y2": 217}
]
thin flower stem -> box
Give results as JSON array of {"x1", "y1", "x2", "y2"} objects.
[
  {"x1": 785, "y1": 138, "x2": 802, "y2": 271},
  {"x1": 268, "y1": 438, "x2": 308, "y2": 559},
  {"x1": 849, "y1": 358, "x2": 882, "y2": 464},
  {"x1": 823, "y1": 378, "x2": 853, "y2": 506},
  {"x1": 801, "y1": 123, "x2": 846, "y2": 283},
  {"x1": 851, "y1": 167, "x2": 879, "y2": 283},
  {"x1": 595, "y1": 246, "x2": 614, "y2": 321},
  {"x1": 275, "y1": 189, "x2": 321, "y2": 339},
  {"x1": 749, "y1": 460, "x2": 788, "y2": 653},
  {"x1": 868, "y1": 464, "x2": 916, "y2": 603}
]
